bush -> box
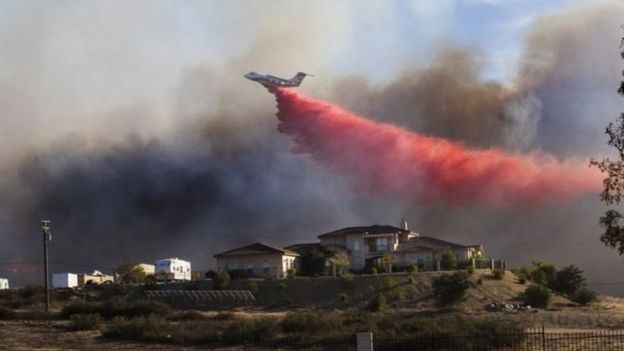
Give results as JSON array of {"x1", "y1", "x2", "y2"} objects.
[
  {"x1": 518, "y1": 277, "x2": 526, "y2": 285},
  {"x1": 571, "y1": 287, "x2": 598, "y2": 305},
  {"x1": 286, "y1": 269, "x2": 296, "y2": 279},
  {"x1": 492, "y1": 269, "x2": 505, "y2": 280},
  {"x1": 432, "y1": 272, "x2": 470, "y2": 307},
  {"x1": 554, "y1": 265, "x2": 585, "y2": 295},
  {"x1": 215, "y1": 271, "x2": 231, "y2": 290},
  {"x1": 103, "y1": 314, "x2": 168, "y2": 340},
  {"x1": 522, "y1": 285, "x2": 551, "y2": 308},
  {"x1": 222, "y1": 318, "x2": 279, "y2": 344},
  {"x1": 341, "y1": 273, "x2": 355, "y2": 289},
  {"x1": 466, "y1": 266, "x2": 474, "y2": 275},
  {"x1": 338, "y1": 293, "x2": 349, "y2": 304},
  {"x1": 276, "y1": 282, "x2": 287, "y2": 291},
  {"x1": 247, "y1": 280, "x2": 259, "y2": 295},
  {"x1": 169, "y1": 310, "x2": 209, "y2": 321},
  {"x1": 408, "y1": 265, "x2": 419, "y2": 273},
  {"x1": 69, "y1": 313, "x2": 102, "y2": 331},
  {"x1": 60, "y1": 301, "x2": 171, "y2": 320},
  {"x1": 440, "y1": 248, "x2": 458, "y2": 270},
  {"x1": 282, "y1": 312, "x2": 344, "y2": 334},
  {"x1": 212, "y1": 311, "x2": 236, "y2": 320},
  {"x1": 369, "y1": 267, "x2": 378, "y2": 275},
  {"x1": 369, "y1": 293, "x2": 386, "y2": 312}
]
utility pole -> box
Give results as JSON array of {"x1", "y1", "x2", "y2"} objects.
[{"x1": 41, "y1": 219, "x2": 51, "y2": 313}]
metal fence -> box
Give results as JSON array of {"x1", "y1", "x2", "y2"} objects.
[
  {"x1": 374, "y1": 328, "x2": 624, "y2": 351},
  {"x1": 202, "y1": 329, "x2": 624, "y2": 351}
]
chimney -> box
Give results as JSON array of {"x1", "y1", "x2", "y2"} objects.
[{"x1": 400, "y1": 218, "x2": 408, "y2": 231}]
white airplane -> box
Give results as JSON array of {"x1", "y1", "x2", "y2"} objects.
[{"x1": 244, "y1": 71, "x2": 313, "y2": 88}]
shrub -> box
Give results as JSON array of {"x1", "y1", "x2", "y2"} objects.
[
  {"x1": 341, "y1": 273, "x2": 355, "y2": 288},
  {"x1": 432, "y1": 272, "x2": 470, "y2": 307},
  {"x1": 466, "y1": 266, "x2": 474, "y2": 275},
  {"x1": 554, "y1": 265, "x2": 585, "y2": 295},
  {"x1": 369, "y1": 293, "x2": 386, "y2": 312},
  {"x1": 440, "y1": 248, "x2": 458, "y2": 270},
  {"x1": 0, "y1": 306, "x2": 16, "y2": 320},
  {"x1": 222, "y1": 318, "x2": 279, "y2": 344},
  {"x1": 571, "y1": 287, "x2": 598, "y2": 305},
  {"x1": 477, "y1": 277, "x2": 483, "y2": 285},
  {"x1": 522, "y1": 285, "x2": 551, "y2": 308},
  {"x1": 282, "y1": 312, "x2": 344, "y2": 334},
  {"x1": 408, "y1": 265, "x2": 419, "y2": 273},
  {"x1": 492, "y1": 269, "x2": 505, "y2": 280},
  {"x1": 518, "y1": 277, "x2": 527, "y2": 285},
  {"x1": 247, "y1": 280, "x2": 259, "y2": 295},
  {"x1": 369, "y1": 267, "x2": 378, "y2": 275},
  {"x1": 103, "y1": 314, "x2": 168, "y2": 340},
  {"x1": 276, "y1": 282, "x2": 287, "y2": 291},
  {"x1": 169, "y1": 310, "x2": 209, "y2": 321},
  {"x1": 338, "y1": 293, "x2": 349, "y2": 304},
  {"x1": 286, "y1": 269, "x2": 296, "y2": 279},
  {"x1": 215, "y1": 271, "x2": 231, "y2": 290},
  {"x1": 60, "y1": 301, "x2": 171, "y2": 320},
  {"x1": 213, "y1": 311, "x2": 236, "y2": 320},
  {"x1": 529, "y1": 260, "x2": 556, "y2": 288},
  {"x1": 69, "y1": 313, "x2": 102, "y2": 331}
]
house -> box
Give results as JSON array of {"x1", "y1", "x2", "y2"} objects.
[
  {"x1": 214, "y1": 243, "x2": 299, "y2": 279},
  {"x1": 0, "y1": 278, "x2": 9, "y2": 290},
  {"x1": 78, "y1": 270, "x2": 115, "y2": 286},
  {"x1": 155, "y1": 258, "x2": 191, "y2": 281},
  {"x1": 135, "y1": 263, "x2": 155, "y2": 275},
  {"x1": 317, "y1": 219, "x2": 484, "y2": 271},
  {"x1": 53, "y1": 273, "x2": 79, "y2": 288}
]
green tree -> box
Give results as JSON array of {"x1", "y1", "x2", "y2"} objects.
[
  {"x1": 529, "y1": 260, "x2": 556, "y2": 288},
  {"x1": 214, "y1": 271, "x2": 231, "y2": 290},
  {"x1": 115, "y1": 264, "x2": 146, "y2": 285},
  {"x1": 522, "y1": 285, "x2": 551, "y2": 308},
  {"x1": 591, "y1": 36, "x2": 624, "y2": 255},
  {"x1": 327, "y1": 252, "x2": 350, "y2": 277},
  {"x1": 570, "y1": 287, "x2": 598, "y2": 305},
  {"x1": 554, "y1": 265, "x2": 585, "y2": 296},
  {"x1": 432, "y1": 271, "x2": 470, "y2": 306},
  {"x1": 298, "y1": 248, "x2": 327, "y2": 276},
  {"x1": 439, "y1": 248, "x2": 457, "y2": 270}
]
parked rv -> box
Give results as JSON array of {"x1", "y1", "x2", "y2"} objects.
[{"x1": 154, "y1": 258, "x2": 191, "y2": 281}]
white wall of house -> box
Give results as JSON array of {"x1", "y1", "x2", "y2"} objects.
[
  {"x1": 53, "y1": 273, "x2": 78, "y2": 288},
  {"x1": 0, "y1": 278, "x2": 8, "y2": 290},
  {"x1": 217, "y1": 253, "x2": 297, "y2": 279},
  {"x1": 154, "y1": 258, "x2": 191, "y2": 281}
]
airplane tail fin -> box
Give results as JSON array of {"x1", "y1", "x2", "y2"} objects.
[{"x1": 291, "y1": 72, "x2": 313, "y2": 86}]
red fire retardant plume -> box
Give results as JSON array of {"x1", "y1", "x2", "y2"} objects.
[{"x1": 273, "y1": 89, "x2": 602, "y2": 207}]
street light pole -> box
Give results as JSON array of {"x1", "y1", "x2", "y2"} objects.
[{"x1": 41, "y1": 219, "x2": 51, "y2": 313}]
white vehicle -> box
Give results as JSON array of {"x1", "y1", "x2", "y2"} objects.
[
  {"x1": 154, "y1": 258, "x2": 191, "y2": 281},
  {"x1": 0, "y1": 278, "x2": 9, "y2": 290},
  {"x1": 52, "y1": 273, "x2": 78, "y2": 288}
]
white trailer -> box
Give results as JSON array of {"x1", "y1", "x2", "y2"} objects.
[
  {"x1": 154, "y1": 258, "x2": 191, "y2": 281},
  {"x1": 0, "y1": 278, "x2": 9, "y2": 290},
  {"x1": 52, "y1": 273, "x2": 78, "y2": 288}
]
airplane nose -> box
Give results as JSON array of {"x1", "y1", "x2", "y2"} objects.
[{"x1": 244, "y1": 73, "x2": 252, "y2": 80}]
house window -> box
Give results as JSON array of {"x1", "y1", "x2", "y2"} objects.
[
  {"x1": 354, "y1": 240, "x2": 360, "y2": 251},
  {"x1": 375, "y1": 238, "x2": 389, "y2": 251}
]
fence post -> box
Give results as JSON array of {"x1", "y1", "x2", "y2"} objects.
[
  {"x1": 357, "y1": 332, "x2": 374, "y2": 351},
  {"x1": 541, "y1": 325, "x2": 546, "y2": 351},
  {"x1": 490, "y1": 258, "x2": 495, "y2": 270}
]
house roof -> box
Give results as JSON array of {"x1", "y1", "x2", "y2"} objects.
[
  {"x1": 214, "y1": 242, "x2": 299, "y2": 258},
  {"x1": 396, "y1": 236, "x2": 481, "y2": 252},
  {"x1": 318, "y1": 225, "x2": 410, "y2": 239}
]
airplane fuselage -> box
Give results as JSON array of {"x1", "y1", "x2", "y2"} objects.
[{"x1": 244, "y1": 71, "x2": 310, "y2": 88}]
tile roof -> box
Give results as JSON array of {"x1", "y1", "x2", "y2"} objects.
[
  {"x1": 318, "y1": 225, "x2": 409, "y2": 238},
  {"x1": 214, "y1": 242, "x2": 299, "y2": 258}
]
